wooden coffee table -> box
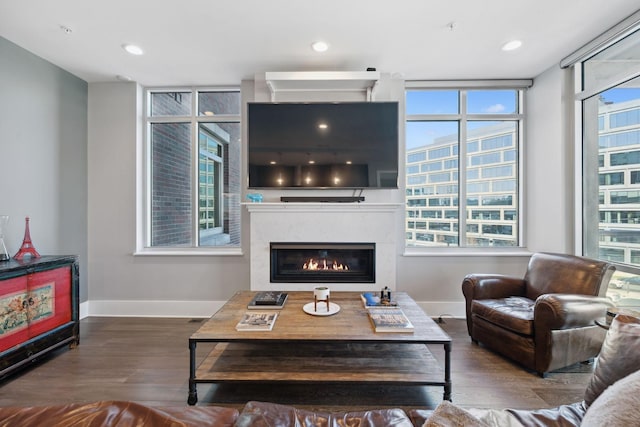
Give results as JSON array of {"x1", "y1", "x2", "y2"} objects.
[{"x1": 187, "y1": 291, "x2": 452, "y2": 405}]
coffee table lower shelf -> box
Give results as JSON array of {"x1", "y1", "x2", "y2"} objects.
[{"x1": 188, "y1": 341, "x2": 449, "y2": 405}]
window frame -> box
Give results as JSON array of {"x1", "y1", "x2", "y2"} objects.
[
  {"x1": 404, "y1": 81, "x2": 529, "y2": 255},
  {"x1": 571, "y1": 19, "x2": 640, "y2": 274},
  {"x1": 563, "y1": 19, "x2": 640, "y2": 314},
  {"x1": 137, "y1": 87, "x2": 242, "y2": 256}
]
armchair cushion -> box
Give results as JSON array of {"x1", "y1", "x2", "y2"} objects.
[{"x1": 471, "y1": 297, "x2": 534, "y2": 335}]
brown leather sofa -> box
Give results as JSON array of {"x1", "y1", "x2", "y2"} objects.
[
  {"x1": 0, "y1": 314, "x2": 638, "y2": 426},
  {"x1": 462, "y1": 252, "x2": 615, "y2": 375}
]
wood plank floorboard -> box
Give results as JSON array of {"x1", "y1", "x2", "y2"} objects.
[{"x1": 0, "y1": 317, "x2": 594, "y2": 413}]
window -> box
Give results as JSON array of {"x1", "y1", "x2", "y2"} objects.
[
  {"x1": 580, "y1": 27, "x2": 640, "y2": 271},
  {"x1": 599, "y1": 172, "x2": 624, "y2": 186},
  {"x1": 144, "y1": 89, "x2": 241, "y2": 251},
  {"x1": 405, "y1": 87, "x2": 524, "y2": 248}
]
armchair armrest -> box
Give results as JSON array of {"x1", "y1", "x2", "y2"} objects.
[
  {"x1": 534, "y1": 294, "x2": 614, "y2": 373},
  {"x1": 462, "y1": 274, "x2": 526, "y2": 300},
  {"x1": 534, "y1": 294, "x2": 614, "y2": 330}
]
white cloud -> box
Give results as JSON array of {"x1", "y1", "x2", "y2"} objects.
[{"x1": 484, "y1": 103, "x2": 506, "y2": 113}]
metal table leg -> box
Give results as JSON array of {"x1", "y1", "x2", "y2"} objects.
[
  {"x1": 443, "y1": 342, "x2": 452, "y2": 401},
  {"x1": 187, "y1": 339, "x2": 198, "y2": 405}
]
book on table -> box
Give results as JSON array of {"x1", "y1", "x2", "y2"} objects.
[
  {"x1": 235, "y1": 312, "x2": 278, "y2": 331},
  {"x1": 367, "y1": 308, "x2": 414, "y2": 333},
  {"x1": 247, "y1": 291, "x2": 288, "y2": 309}
]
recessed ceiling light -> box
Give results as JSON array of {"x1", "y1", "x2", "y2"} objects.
[
  {"x1": 122, "y1": 44, "x2": 144, "y2": 55},
  {"x1": 318, "y1": 123, "x2": 328, "y2": 130},
  {"x1": 311, "y1": 41, "x2": 329, "y2": 53},
  {"x1": 502, "y1": 40, "x2": 522, "y2": 52}
]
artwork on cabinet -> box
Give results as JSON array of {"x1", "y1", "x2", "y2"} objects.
[
  {"x1": 0, "y1": 265, "x2": 71, "y2": 352},
  {"x1": 0, "y1": 285, "x2": 55, "y2": 336},
  {"x1": 0, "y1": 276, "x2": 29, "y2": 352}
]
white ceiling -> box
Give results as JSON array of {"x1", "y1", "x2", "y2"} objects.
[{"x1": 1, "y1": 0, "x2": 639, "y2": 87}]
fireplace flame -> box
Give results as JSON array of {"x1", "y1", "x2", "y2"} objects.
[{"x1": 302, "y1": 258, "x2": 349, "y2": 271}]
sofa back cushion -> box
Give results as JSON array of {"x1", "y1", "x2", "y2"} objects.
[
  {"x1": 581, "y1": 369, "x2": 640, "y2": 427},
  {"x1": 584, "y1": 314, "x2": 640, "y2": 407},
  {"x1": 0, "y1": 401, "x2": 239, "y2": 427},
  {"x1": 523, "y1": 252, "x2": 613, "y2": 300},
  {"x1": 234, "y1": 401, "x2": 414, "y2": 427}
]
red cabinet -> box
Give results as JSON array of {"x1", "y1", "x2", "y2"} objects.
[{"x1": 0, "y1": 256, "x2": 79, "y2": 380}]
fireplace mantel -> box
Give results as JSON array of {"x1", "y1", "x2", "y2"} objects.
[
  {"x1": 243, "y1": 202, "x2": 402, "y2": 213},
  {"x1": 245, "y1": 202, "x2": 402, "y2": 292}
]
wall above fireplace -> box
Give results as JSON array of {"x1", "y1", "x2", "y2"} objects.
[{"x1": 245, "y1": 202, "x2": 402, "y2": 292}]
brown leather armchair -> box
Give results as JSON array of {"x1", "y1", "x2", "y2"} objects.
[{"x1": 462, "y1": 252, "x2": 615, "y2": 376}]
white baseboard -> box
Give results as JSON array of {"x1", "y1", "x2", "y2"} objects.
[
  {"x1": 82, "y1": 300, "x2": 226, "y2": 318},
  {"x1": 416, "y1": 301, "x2": 466, "y2": 319},
  {"x1": 79, "y1": 299, "x2": 466, "y2": 319},
  {"x1": 80, "y1": 301, "x2": 90, "y2": 319}
]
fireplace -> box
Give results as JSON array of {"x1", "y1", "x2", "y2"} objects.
[
  {"x1": 270, "y1": 242, "x2": 375, "y2": 283},
  {"x1": 246, "y1": 203, "x2": 399, "y2": 291}
]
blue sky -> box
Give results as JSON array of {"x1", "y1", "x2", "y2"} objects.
[
  {"x1": 405, "y1": 90, "x2": 517, "y2": 150},
  {"x1": 601, "y1": 87, "x2": 640, "y2": 104},
  {"x1": 405, "y1": 87, "x2": 640, "y2": 150}
]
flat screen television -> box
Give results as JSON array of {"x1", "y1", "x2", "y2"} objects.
[{"x1": 247, "y1": 102, "x2": 399, "y2": 189}]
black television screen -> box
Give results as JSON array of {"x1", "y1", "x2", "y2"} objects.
[{"x1": 247, "y1": 102, "x2": 399, "y2": 189}]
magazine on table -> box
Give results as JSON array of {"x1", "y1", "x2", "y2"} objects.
[
  {"x1": 367, "y1": 308, "x2": 414, "y2": 333},
  {"x1": 235, "y1": 311, "x2": 278, "y2": 331}
]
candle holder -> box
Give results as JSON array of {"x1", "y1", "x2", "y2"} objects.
[{"x1": 313, "y1": 286, "x2": 330, "y2": 312}]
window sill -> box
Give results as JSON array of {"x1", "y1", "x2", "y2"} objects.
[
  {"x1": 403, "y1": 247, "x2": 532, "y2": 257},
  {"x1": 134, "y1": 247, "x2": 244, "y2": 256}
]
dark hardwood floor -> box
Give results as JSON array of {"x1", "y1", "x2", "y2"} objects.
[{"x1": 0, "y1": 317, "x2": 593, "y2": 413}]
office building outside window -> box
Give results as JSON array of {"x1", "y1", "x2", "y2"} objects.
[
  {"x1": 580, "y1": 28, "x2": 640, "y2": 269},
  {"x1": 585, "y1": 86, "x2": 640, "y2": 265},
  {"x1": 405, "y1": 87, "x2": 524, "y2": 248},
  {"x1": 144, "y1": 89, "x2": 241, "y2": 249},
  {"x1": 573, "y1": 24, "x2": 640, "y2": 304}
]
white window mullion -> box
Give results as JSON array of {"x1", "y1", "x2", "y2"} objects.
[{"x1": 459, "y1": 90, "x2": 468, "y2": 247}]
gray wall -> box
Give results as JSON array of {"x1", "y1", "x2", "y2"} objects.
[
  {"x1": 1, "y1": 35, "x2": 574, "y2": 317},
  {"x1": 0, "y1": 37, "x2": 88, "y2": 302},
  {"x1": 86, "y1": 64, "x2": 573, "y2": 318}
]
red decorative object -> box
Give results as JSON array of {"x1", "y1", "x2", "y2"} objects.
[{"x1": 13, "y1": 217, "x2": 41, "y2": 260}]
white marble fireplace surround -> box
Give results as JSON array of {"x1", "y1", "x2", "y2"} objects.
[{"x1": 245, "y1": 202, "x2": 402, "y2": 292}]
